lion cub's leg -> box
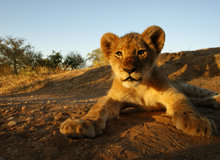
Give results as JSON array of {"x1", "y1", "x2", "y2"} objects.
[
  {"x1": 60, "y1": 96, "x2": 122, "y2": 138},
  {"x1": 163, "y1": 88, "x2": 216, "y2": 136}
]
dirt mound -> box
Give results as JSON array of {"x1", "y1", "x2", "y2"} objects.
[
  {"x1": 0, "y1": 47, "x2": 220, "y2": 160},
  {"x1": 157, "y1": 47, "x2": 220, "y2": 81}
]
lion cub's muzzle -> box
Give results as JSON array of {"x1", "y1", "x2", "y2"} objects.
[
  {"x1": 121, "y1": 64, "x2": 142, "y2": 79},
  {"x1": 122, "y1": 67, "x2": 140, "y2": 81},
  {"x1": 119, "y1": 66, "x2": 142, "y2": 88}
]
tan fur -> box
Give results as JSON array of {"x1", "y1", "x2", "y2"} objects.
[{"x1": 60, "y1": 26, "x2": 219, "y2": 138}]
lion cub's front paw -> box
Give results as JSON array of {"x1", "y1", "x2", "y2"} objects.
[
  {"x1": 60, "y1": 118, "x2": 96, "y2": 138},
  {"x1": 173, "y1": 112, "x2": 216, "y2": 136}
]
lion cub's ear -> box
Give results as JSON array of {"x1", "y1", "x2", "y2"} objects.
[
  {"x1": 100, "y1": 33, "x2": 119, "y2": 59},
  {"x1": 142, "y1": 26, "x2": 165, "y2": 54}
]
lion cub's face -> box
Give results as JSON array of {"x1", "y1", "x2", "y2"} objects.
[{"x1": 101, "y1": 26, "x2": 165, "y2": 88}]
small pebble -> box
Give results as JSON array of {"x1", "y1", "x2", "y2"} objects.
[
  {"x1": 53, "y1": 112, "x2": 63, "y2": 121},
  {"x1": 30, "y1": 110, "x2": 35, "y2": 114},
  {"x1": 21, "y1": 106, "x2": 26, "y2": 111},
  {"x1": 54, "y1": 116, "x2": 59, "y2": 121},
  {"x1": 7, "y1": 117, "x2": 14, "y2": 121},
  {"x1": 8, "y1": 121, "x2": 16, "y2": 126},
  {"x1": 26, "y1": 117, "x2": 32, "y2": 122}
]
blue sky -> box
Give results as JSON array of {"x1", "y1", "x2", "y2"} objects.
[{"x1": 0, "y1": 0, "x2": 220, "y2": 58}]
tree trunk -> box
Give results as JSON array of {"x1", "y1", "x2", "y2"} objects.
[{"x1": 13, "y1": 58, "x2": 18, "y2": 75}]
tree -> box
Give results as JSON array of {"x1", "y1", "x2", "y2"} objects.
[
  {"x1": 23, "y1": 51, "x2": 45, "y2": 69},
  {"x1": 46, "y1": 50, "x2": 63, "y2": 69},
  {"x1": 87, "y1": 48, "x2": 108, "y2": 67},
  {"x1": 0, "y1": 36, "x2": 32, "y2": 74},
  {"x1": 64, "y1": 51, "x2": 85, "y2": 70}
]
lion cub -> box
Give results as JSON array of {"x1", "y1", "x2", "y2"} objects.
[{"x1": 60, "y1": 26, "x2": 220, "y2": 138}]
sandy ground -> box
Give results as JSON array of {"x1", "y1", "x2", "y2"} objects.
[{"x1": 0, "y1": 47, "x2": 220, "y2": 160}]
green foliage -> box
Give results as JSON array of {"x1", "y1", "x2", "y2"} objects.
[
  {"x1": 23, "y1": 51, "x2": 45, "y2": 69},
  {"x1": 87, "y1": 48, "x2": 108, "y2": 67},
  {"x1": 46, "y1": 50, "x2": 63, "y2": 69},
  {"x1": 0, "y1": 36, "x2": 32, "y2": 74},
  {"x1": 64, "y1": 51, "x2": 85, "y2": 70}
]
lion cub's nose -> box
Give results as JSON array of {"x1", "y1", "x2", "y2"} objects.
[{"x1": 123, "y1": 67, "x2": 136, "y2": 74}]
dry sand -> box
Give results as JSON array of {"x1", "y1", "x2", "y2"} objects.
[{"x1": 0, "y1": 47, "x2": 220, "y2": 160}]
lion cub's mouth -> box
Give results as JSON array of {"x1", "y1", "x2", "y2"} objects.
[
  {"x1": 122, "y1": 76, "x2": 141, "y2": 82},
  {"x1": 121, "y1": 76, "x2": 142, "y2": 88}
]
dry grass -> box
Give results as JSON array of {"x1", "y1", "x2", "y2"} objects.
[
  {"x1": 0, "y1": 66, "x2": 92, "y2": 95},
  {"x1": 0, "y1": 66, "x2": 70, "y2": 95}
]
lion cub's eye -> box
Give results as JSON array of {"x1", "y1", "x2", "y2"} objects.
[
  {"x1": 115, "y1": 51, "x2": 122, "y2": 57},
  {"x1": 137, "y1": 50, "x2": 146, "y2": 56}
]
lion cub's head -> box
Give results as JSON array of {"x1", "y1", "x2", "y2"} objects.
[{"x1": 101, "y1": 26, "x2": 165, "y2": 88}]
